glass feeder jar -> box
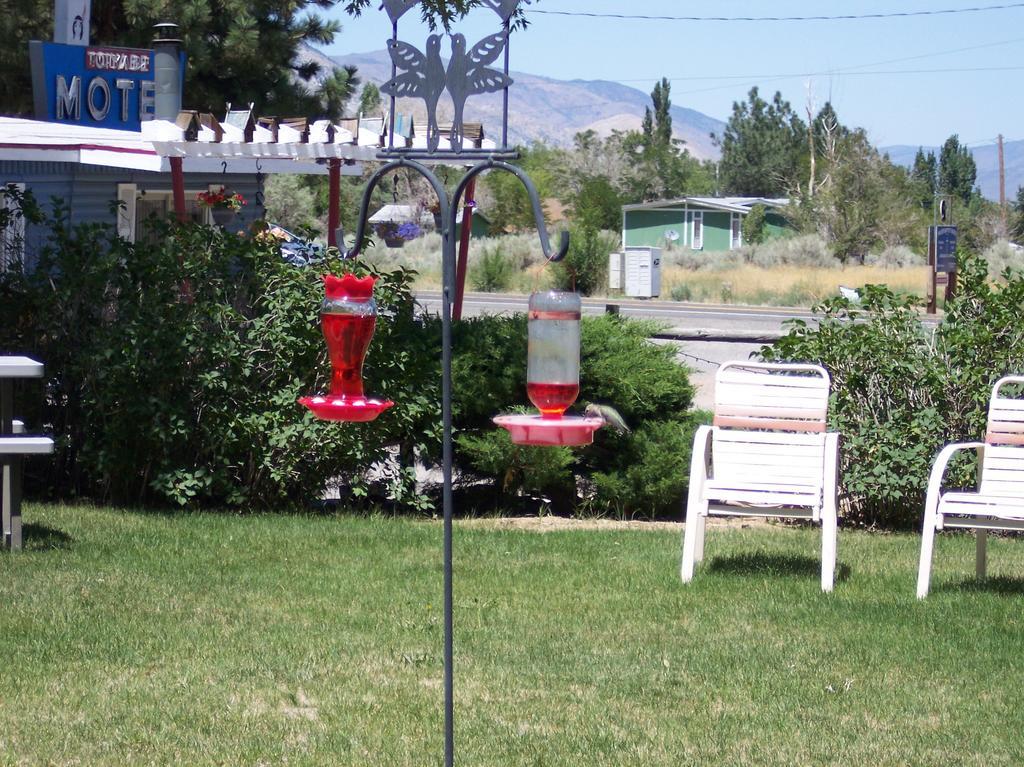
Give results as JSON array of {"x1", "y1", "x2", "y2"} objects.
[
  {"x1": 527, "y1": 290, "x2": 581, "y2": 419},
  {"x1": 298, "y1": 273, "x2": 393, "y2": 422},
  {"x1": 321, "y1": 273, "x2": 378, "y2": 398}
]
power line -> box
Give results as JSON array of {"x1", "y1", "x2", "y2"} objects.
[
  {"x1": 613, "y1": 36, "x2": 1024, "y2": 83},
  {"x1": 529, "y1": 3, "x2": 1024, "y2": 23}
]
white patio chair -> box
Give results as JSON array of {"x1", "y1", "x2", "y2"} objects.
[
  {"x1": 917, "y1": 375, "x2": 1024, "y2": 598},
  {"x1": 681, "y1": 361, "x2": 840, "y2": 592}
]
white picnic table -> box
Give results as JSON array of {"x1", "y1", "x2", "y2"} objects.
[{"x1": 1, "y1": 356, "x2": 54, "y2": 550}]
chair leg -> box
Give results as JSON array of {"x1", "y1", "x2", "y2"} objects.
[
  {"x1": 694, "y1": 511, "x2": 707, "y2": 564},
  {"x1": 681, "y1": 508, "x2": 705, "y2": 583},
  {"x1": 976, "y1": 530, "x2": 988, "y2": 580},
  {"x1": 8, "y1": 457, "x2": 20, "y2": 551},
  {"x1": 820, "y1": 506, "x2": 837, "y2": 593},
  {"x1": 917, "y1": 514, "x2": 938, "y2": 599}
]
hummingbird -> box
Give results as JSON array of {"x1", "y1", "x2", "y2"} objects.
[
  {"x1": 445, "y1": 31, "x2": 512, "y2": 151},
  {"x1": 584, "y1": 403, "x2": 631, "y2": 434},
  {"x1": 380, "y1": 34, "x2": 447, "y2": 151}
]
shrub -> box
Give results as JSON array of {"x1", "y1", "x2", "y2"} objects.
[
  {"x1": 469, "y1": 243, "x2": 514, "y2": 292},
  {"x1": 670, "y1": 284, "x2": 693, "y2": 302},
  {"x1": 981, "y1": 240, "x2": 1024, "y2": 278},
  {"x1": 2, "y1": 204, "x2": 439, "y2": 510},
  {"x1": 741, "y1": 203, "x2": 767, "y2": 245},
  {"x1": 3, "y1": 208, "x2": 695, "y2": 519},
  {"x1": 455, "y1": 314, "x2": 697, "y2": 518},
  {"x1": 747, "y1": 234, "x2": 839, "y2": 268},
  {"x1": 551, "y1": 225, "x2": 616, "y2": 296},
  {"x1": 864, "y1": 244, "x2": 924, "y2": 268},
  {"x1": 763, "y1": 253, "x2": 1024, "y2": 528}
]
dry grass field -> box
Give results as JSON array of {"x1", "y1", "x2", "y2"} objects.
[
  {"x1": 363, "y1": 233, "x2": 932, "y2": 307},
  {"x1": 660, "y1": 264, "x2": 930, "y2": 306}
]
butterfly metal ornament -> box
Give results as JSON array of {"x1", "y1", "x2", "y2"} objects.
[
  {"x1": 380, "y1": 34, "x2": 447, "y2": 151},
  {"x1": 482, "y1": 0, "x2": 529, "y2": 22},
  {"x1": 380, "y1": 0, "x2": 417, "y2": 25},
  {"x1": 445, "y1": 31, "x2": 512, "y2": 150}
]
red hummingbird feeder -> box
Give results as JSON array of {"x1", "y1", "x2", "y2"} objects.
[
  {"x1": 493, "y1": 290, "x2": 603, "y2": 446},
  {"x1": 298, "y1": 273, "x2": 394, "y2": 422}
]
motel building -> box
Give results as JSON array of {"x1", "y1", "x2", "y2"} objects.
[{"x1": 0, "y1": 4, "x2": 389, "y2": 272}]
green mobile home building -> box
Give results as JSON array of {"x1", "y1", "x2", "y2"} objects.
[{"x1": 622, "y1": 197, "x2": 790, "y2": 251}]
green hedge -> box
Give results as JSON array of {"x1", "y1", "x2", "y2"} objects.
[
  {"x1": 2, "y1": 201, "x2": 698, "y2": 516},
  {"x1": 764, "y1": 253, "x2": 1024, "y2": 528}
]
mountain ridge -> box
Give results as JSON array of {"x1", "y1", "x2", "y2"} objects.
[
  {"x1": 302, "y1": 44, "x2": 1014, "y2": 202},
  {"x1": 312, "y1": 45, "x2": 723, "y2": 159}
]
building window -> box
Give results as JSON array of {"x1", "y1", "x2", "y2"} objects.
[
  {"x1": 731, "y1": 212, "x2": 742, "y2": 249},
  {"x1": 1, "y1": 183, "x2": 27, "y2": 272},
  {"x1": 691, "y1": 211, "x2": 703, "y2": 250},
  {"x1": 134, "y1": 190, "x2": 209, "y2": 245}
]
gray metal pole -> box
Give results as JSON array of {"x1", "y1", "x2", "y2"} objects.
[
  {"x1": 344, "y1": 157, "x2": 566, "y2": 767},
  {"x1": 441, "y1": 199, "x2": 455, "y2": 767}
]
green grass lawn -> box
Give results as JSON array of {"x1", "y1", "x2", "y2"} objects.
[{"x1": 2, "y1": 505, "x2": 1024, "y2": 765}]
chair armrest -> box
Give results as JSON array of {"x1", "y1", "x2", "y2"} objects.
[
  {"x1": 685, "y1": 424, "x2": 714, "y2": 519},
  {"x1": 822, "y1": 431, "x2": 840, "y2": 494},
  {"x1": 925, "y1": 441, "x2": 985, "y2": 516},
  {"x1": 689, "y1": 424, "x2": 714, "y2": 481}
]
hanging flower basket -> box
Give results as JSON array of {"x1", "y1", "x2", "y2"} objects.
[
  {"x1": 210, "y1": 207, "x2": 238, "y2": 226},
  {"x1": 374, "y1": 221, "x2": 422, "y2": 248},
  {"x1": 197, "y1": 189, "x2": 246, "y2": 227}
]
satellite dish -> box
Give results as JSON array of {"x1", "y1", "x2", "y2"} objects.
[{"x1": 665, "y1": 229, "x2": 680, "y2": 242}]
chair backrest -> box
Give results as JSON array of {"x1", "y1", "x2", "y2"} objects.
[
  {"x1": 981, "y1": 376, "x2": 1024, "y2": 495},
  {"x1": 713, "y1": 361, "x2": 831, "y2": 433},
  {"x1": 711, "y1": 362, "x2": 832, "y2": 486}
]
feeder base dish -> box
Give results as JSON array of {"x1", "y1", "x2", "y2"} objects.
[
  {"x1": 493, "y1": 414, "x2": 604, "y2": 446},
  {"x1": 299, "y1": 395, "x2": 394, "y2": 422}
]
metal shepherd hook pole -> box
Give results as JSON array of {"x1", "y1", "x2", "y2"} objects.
[{"x1": 344, "y1": 156, "x2": 567, "y2": 767}]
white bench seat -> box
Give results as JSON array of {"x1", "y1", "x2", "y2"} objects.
[
  {"x1": 0, "y1": 437, "x2": 55, "y2": 455},
  {"x1": 703, "y1": 480, "x2": 822, "y2": 508},
  {"x1": 939, "y1": 492, "x2": 1024, "y2": 521}
]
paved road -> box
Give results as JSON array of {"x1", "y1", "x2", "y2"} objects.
[
  {"x1": 416, "y1": 291, "x2": 814, "y2": 410},
  {"x1": 415, "y1": 291, "x2": 814, "y2": 340}
]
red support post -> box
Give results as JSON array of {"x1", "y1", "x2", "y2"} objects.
[
  {"x1": 169, "y1": 156, "x2": 187, "y2": 223},
  {"x1": 328, "y1": 159, "x2": 341, "y2": 249},
  {"x1": 453, "y1": 176, "x2": 476, "y2": 321}
]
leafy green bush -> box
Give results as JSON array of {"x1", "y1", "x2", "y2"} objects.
[
  {"x1": 454, "y1": 314, "x2": 697, "y2": 518},
  {"x1": 469, "y1": 243, "x2": 514, "y2": 292},
  {"x1": 3, "y1": 200, "x2": 696, "y2": 517},
  {"x1": 1, "y1": 202, "x2": 439, "y2": 509},
  {"x1": 763, "y1": 253, "x2": 1024, "y2": 528},
  {"x1": 741, "y1": 203, "x2": 767, "y2": 245},
  {"x1": 552, "y1": 225, "x2": 616, "y2": 296}
]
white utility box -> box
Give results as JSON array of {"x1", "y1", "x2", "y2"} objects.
[
  {"x1": 608, "y1": 252, "x2": 624, "y2": 291},
  {"x1": 624, "y1": 247, "x2": 661, "y2": 298}
]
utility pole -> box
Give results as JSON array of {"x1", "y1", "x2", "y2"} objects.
[
  {"x1": 998, "y1": 134, "x2": 1007, "y2": 237},
  {"x1": 805, "y1": 82, "x2": 816, "y2": 199}
]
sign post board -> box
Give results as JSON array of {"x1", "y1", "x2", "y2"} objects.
[
  {"x1": 927, "y1": 224, "x2": 958, "y2": 313},
  {"x1": 934, "y1": 225, "x2": 958, "y2": 273}
]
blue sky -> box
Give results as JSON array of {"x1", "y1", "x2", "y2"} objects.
[{"x1": 324, "y1": 1, "x2": 1023, "y2": 150}]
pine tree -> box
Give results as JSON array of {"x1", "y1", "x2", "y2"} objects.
[
  {"x1": 715, "y1": 87, "x2": 807, "y2": 198},
  {"x1": 910, "y1": 148, "x2": 937, "y2": 210},
  {"x1": 938, "y1": 135, "x2": 977, "y2": 205},
  {"x1": 1012, "y1": 185, "x2": 1024, "y2": 244}
]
